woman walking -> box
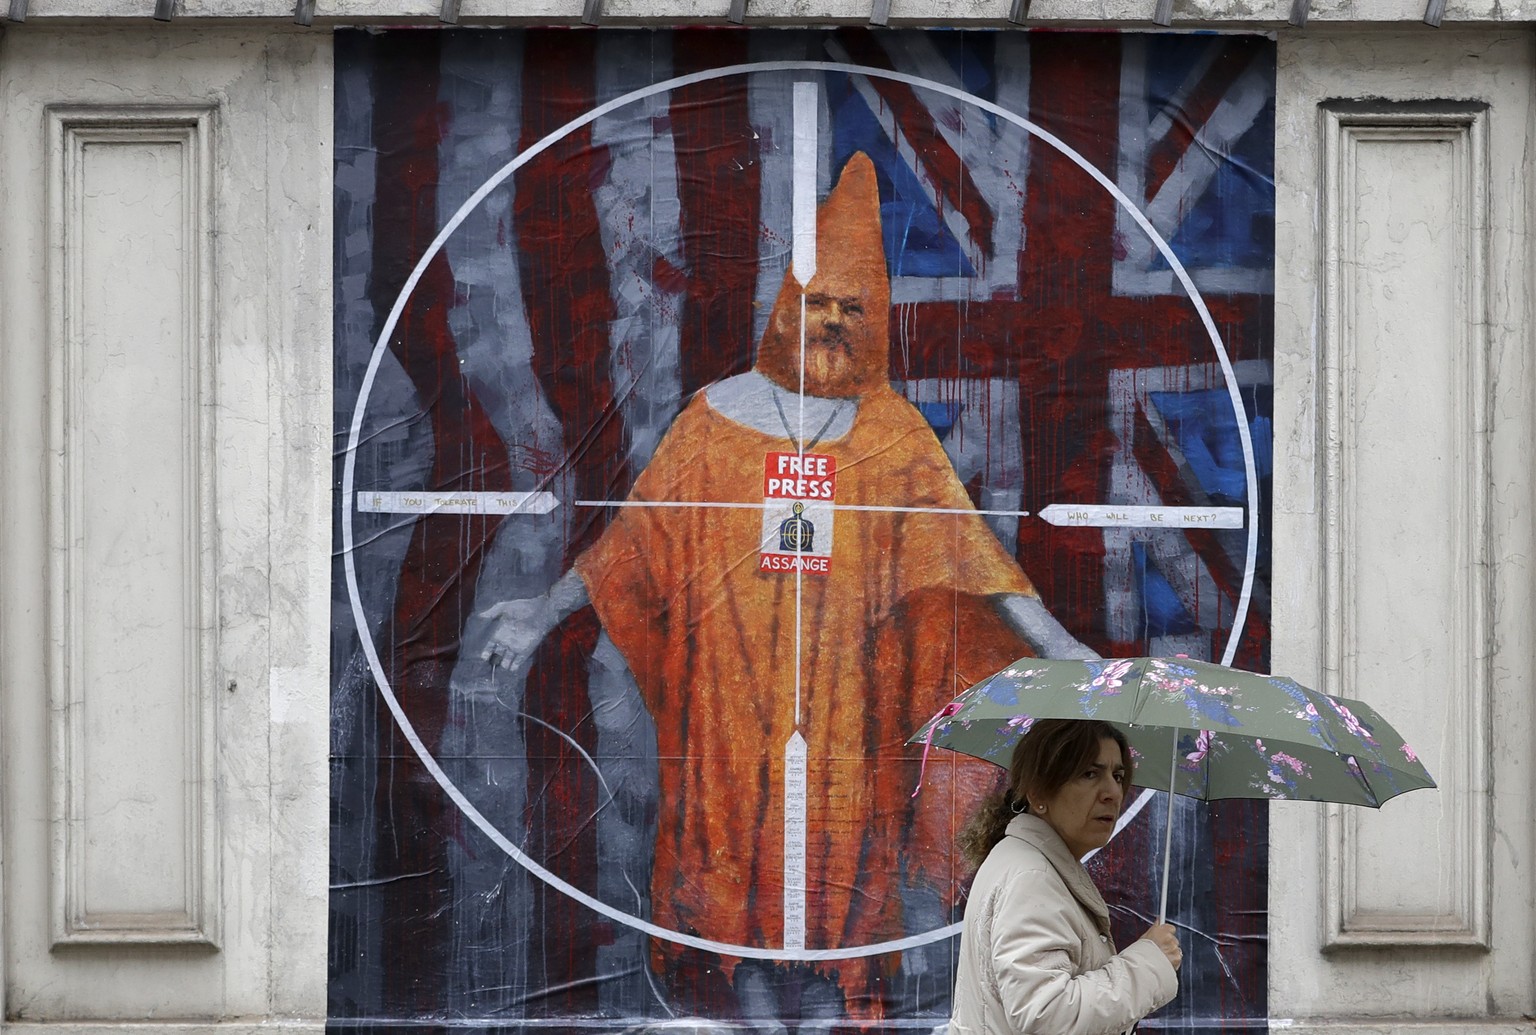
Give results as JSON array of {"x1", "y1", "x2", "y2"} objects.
[{"x1": 949, "y1": 718, "x2": 1182, "y2": 1034}]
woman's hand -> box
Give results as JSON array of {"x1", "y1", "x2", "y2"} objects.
[{"x1": 1139, "y1": 924, "x2": 1182, "y2": 971}]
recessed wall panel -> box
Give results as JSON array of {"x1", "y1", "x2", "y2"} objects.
[
  {"x1": 1320, "y1": 105, "x2": 1489, "y2": 948},
  {"x1": 47, "y1": 107, "x2": 218, "y2": 946}
]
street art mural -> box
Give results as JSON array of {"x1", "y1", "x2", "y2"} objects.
[{"x1": 331, "y1": 28, "x2": 1275, "y2": 1032}]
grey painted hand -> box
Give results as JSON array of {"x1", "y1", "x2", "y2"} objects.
[
  {"x1": 478, "y1": 569, "x2": 592, "y2": 679},
  {"x1": 479, "y1": 596, "x2": 560, "y2": 679}
]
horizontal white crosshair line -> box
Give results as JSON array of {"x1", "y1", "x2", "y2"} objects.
[
  {"x1": 359, "y1": 491, "x2": 1246, "y2": 528},
  {"x1": 574, "y1": 499, "x2": 1034, "y2": 518}
]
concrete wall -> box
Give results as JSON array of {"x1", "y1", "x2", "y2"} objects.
[
  {"x1": 0, "y1": 15, "x2": 1531, "y2": 1035},
  {"x1": 0, "y1": 24, "x2": 333, "y2": 1035},
  {"x1": 1270, "y1": 29, "x2": 1536, "y2": 1033}
]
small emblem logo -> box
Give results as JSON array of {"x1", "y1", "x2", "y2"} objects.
[{"x1": 778, "y1": 501, "x2": 815, "y2": 552}]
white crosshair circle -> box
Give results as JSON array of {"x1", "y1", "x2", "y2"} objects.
[{"x1": 341, "y1": 59, "x2": 1262, "y2": 963}]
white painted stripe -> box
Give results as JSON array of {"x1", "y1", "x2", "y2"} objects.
[
  {"x1": 358, "y1": 496, "x2": 1031, "y2": 520},
  {"x1": 1144, "y1": 57, "x2": 1271, "y2": 250},
  {"x1": 592, "y1": 31, "x2": 684, "y2": 471},
  {"x1": 783, "y1": 731, "x2": 808, "y2": 950},
  {"x1": 791, "y1": 217, "x2": 808, "y2": 930},
  {"x1": 1038, "y1": 503, "x2": 1244, "y2": 529},
  {"x1": 746, "y1": 35, "x2": 809, "y2": 345},
  {"x1": 795, "y1": 294, "x2": 806, "y2": 724},
  {"x1": 577, "y1": 499, "x2": 758, "y2": 510},
  {"x1": 1147, "y1": 39, "x2": 1224, "y2": 143},
  {"x1": 357, "y1": 490, "x2": 558, "y2": 516},
  {"x1": 993, "y1": 34, "x2": 1032, "y2": 280},
  {"x1": 792, "y1": 81, "x2": 818, "y2": 286}
]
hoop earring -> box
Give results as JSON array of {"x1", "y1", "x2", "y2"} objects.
[{"x1": 1009, "y1": 797, "x2": 1027, "y2": 815}]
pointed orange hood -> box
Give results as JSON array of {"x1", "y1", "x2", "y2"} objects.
[{"x1": 755, "y1": 152, "x2": 890, "y2": 398}]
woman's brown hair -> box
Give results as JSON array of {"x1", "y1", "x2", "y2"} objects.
[{"x1": 957, "y1": 718, "x2": 1133, "y2": 870}]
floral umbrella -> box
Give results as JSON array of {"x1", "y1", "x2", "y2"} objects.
[{"x1": 908, "y1": 656, "x2": 1435, "y2": 921}]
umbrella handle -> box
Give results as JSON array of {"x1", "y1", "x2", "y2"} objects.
[{"x1": 1158, "y1": 726, "x2": 1178, "y2": 925}]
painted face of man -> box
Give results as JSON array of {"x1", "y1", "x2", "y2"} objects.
[
  {"x1": 803, "y1": 291, "x2": 865, "y2": 344},
  {"x1": 763, "y1": 289, "x2": 883, "y2": 398}
]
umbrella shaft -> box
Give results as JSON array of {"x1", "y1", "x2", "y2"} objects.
[{"x1": 1158, "y1": 728, "x2": 1178, "y2": 925}]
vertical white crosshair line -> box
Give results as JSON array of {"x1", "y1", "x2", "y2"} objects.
[
  {"x1": 791, "y1": 80, "x2": 818, "y2": 728},
  {"x1": 795, "y1": 290, "x2": 806, "y2": 729},
  {"x1": 782, "y1": 79, "x2": 818, "y2": 953},
  {"x1": 792, "y1": 81, "x2": 818, "y2": 288}
]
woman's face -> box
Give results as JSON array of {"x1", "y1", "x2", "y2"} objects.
[{"x1": 1032, "y1": 737, "x2": 1129, "y2": 858}]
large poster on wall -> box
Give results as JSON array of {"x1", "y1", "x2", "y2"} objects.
[{"x1": 331, "y1": 28, "x2": 1275, "y2": 1032}]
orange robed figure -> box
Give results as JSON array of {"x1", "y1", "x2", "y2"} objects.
[{"x1": 481, "y1": 153, "x2": 1093, "y2": 1019}]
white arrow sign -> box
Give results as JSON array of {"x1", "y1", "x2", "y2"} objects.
[
  {"x1": 357, "y1": 490, "x2": 559, "y2": 516},
  {"x1": 1038, "y1": 503, "x2": 1244, "y2": 529}
]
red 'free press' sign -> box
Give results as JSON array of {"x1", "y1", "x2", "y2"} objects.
[{"x1": 764, "y1": 452, "x2": 836, "y2": 500}]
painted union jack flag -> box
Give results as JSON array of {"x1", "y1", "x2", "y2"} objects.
[{"x1": 331, "y1": 28, "x2": 1274, "y2": 1033}]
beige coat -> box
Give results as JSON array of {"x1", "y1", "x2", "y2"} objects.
[{"x1": 948, "y1": 813, "x2": 1178, "y2": 1035}]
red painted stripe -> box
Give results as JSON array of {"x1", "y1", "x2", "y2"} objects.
[
  {"x1": 517, "y1": 30, "x2": 628, "y2": 561},
  {"x1": 1005, "y1": 34, "x2": 1125, "y2": 654},
  {"x1": 888, "y1": 293, "x2": 1270, "y2": 381},
  {"x1": 671, "y1": 30, "x2": 761, "y2": 398},
  {"x1": 834, "y1": 28, "x2": 994, "y2": 259},
  {"x1": 513, "y1": 28, "x2": 617, "y2": 1014}
]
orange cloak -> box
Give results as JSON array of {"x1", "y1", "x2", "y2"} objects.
[{"x1": 575, "y1": 383, "x2": 1037, "y2": 1011}]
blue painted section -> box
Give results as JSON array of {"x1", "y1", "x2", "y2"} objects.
[
  {"x1": 915, "y1": 400, "x2": 962, "y2": 440},
  {"x1": 1150, "y1": 387, "x2": 1273, "y2": 506},
  {"x1": 1133, "y1": 540, "x2": 1199, "y2": 637},
  {"x1": 828, "y1": 73, "x2": 977, "y2": 278},
  {"x1": 1142, "y1": 39, "x2": 1276, "y2": 275}
]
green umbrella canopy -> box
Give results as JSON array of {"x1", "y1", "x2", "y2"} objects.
[{"x1": 909, "y1": 656, "x2": 1435, "y2": 807}]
